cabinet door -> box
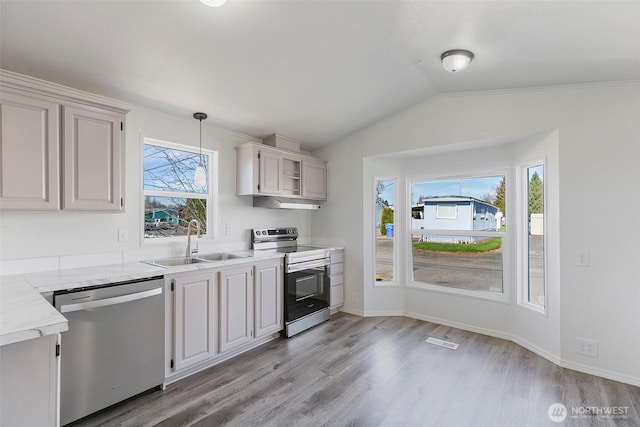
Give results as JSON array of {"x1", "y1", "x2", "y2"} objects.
[
  {"x1": 254, "y1": 260, "x2": 283, "y2": 338},
  {"x1": 173, "y1": 273, "x2": 216, "y2": 371},
  {"x1": 0, "y1": 334, "x2": 58, "y2": 426},
  {"x1": 219, "y1": 266, "x2": 253, "y2": 353},
  {"x1": 0, "y1": 89, "x2": 60, "y2": 210},
  {"x1": 62, "y1": 104, "x2": 124, "y2": 211},
  {"x1": 258, "y1": 149, "x2": 281, "y2": 195},
  {"x1": 302, "y1": 160, "x2": 327, "y2": 200}
]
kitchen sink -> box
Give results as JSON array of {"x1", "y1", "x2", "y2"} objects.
[
  {"x1": 143, "y1": 257, "x2": 211, "y2": 267},
  {"x1": 143, "y1": 252, "x2": 250, "y2": 267},
  {"x1": 196, "y1": 252, "x2": 250, "y2": 261}
]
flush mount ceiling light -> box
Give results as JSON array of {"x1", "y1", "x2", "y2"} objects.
[
  {"x1": 200, "y1": 0, "x2": 227, "y2": 7},
  {"x1": 440, "y1": 49, "x2": 474, "y2": 73},
  {"x1": 193, "y1": 112, "x2": 208, "y2": 188}
]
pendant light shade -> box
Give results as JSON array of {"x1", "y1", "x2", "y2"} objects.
[
  {"x1": 440, "y1": 49, "x2": 474, "y2": 73},
  {"x1": 194, "y1": 164, "x2": 207, "y2": 187},
  {"x1": 193, "y1": 112, "x2": 208, "y2": 187}
]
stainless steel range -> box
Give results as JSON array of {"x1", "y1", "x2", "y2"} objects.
[{"x1": 252, "y1": 227, "x2": 330, "y2": 337}]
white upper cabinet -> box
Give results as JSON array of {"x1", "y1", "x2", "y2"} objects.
[
  {"x1": 0, "y1": 83, "x2": 126, "y2": 212},
  {"x1": 62, "y1": 104, "x2": 124, "y2": 211},
  {"x1": 301, "y1": 159, "x2": 327, "y2": 200},
  {"x1": 257, "y1": 148, "x2": 282, "y2": 195},
  {"x1": 0, "y1": 89, "x2": 60, "y2": 210},
  {"x1": 236, "y1": 142, "x2": 326, "y2": 200}
]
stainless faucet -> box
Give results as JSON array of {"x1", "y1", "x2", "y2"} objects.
[{"x1": 185, "y1": 219, "x2": 201, "y2": 257}]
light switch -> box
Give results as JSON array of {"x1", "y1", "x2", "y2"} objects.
[{"x1": 118, "y1": 228, "x2": 129, "y2": 242}]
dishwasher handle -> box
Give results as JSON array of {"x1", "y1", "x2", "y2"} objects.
[{"x1": 59, "y1": 287, "x2": 163, "y2": 314}]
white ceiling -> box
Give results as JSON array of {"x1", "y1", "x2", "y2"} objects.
[{"x1": 2, "y1": 0, "x2": 639, "y2": 151}]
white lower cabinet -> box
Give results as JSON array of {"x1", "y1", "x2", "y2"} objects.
[
  {"x1": 254, "y1": 259, "x2": 283, "y2": 338},
  {"x1": 0, "y1": 334, "x2": 59, "y2": 427},
  {"x1": 329, "y1": 249, "x2": 345, "y2": 312},
  {"x1": 171, "y1": 272, "x2": 216, "y2": 372},
  {"x1": 166, "y1": 259, "x2": 283, "y2": 382},
  {"x1": 219, "y1": 265, "x2": 253, "y2": 353}
]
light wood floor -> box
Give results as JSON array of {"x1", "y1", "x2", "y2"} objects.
[{"x1": 71, "y1": 313, "x2": 639, "y2": 427}]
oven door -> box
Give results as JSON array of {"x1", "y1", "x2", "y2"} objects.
[{"x1": 284, "y1": 262, "x2": 330, "y2": 322}]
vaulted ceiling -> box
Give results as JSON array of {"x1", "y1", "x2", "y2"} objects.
[{"x1": 2, "y1": 1, "x2": 639, "y2": 150}]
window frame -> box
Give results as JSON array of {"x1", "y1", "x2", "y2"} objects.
[
  {"x1": 517, "y1": 159, "x2": 547, "y2": 315},
  {"x1": 407, "y1": 171, "x2": 511, "y2": 303},
  {"x1": 373, "y1": 176, "x2": 399, "y2": 287},
  {"x1": 141, "y1": 136, "x2": 218, "y2": 244}
]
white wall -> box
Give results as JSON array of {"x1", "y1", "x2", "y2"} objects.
[
  {"x1": 0, "y1": 75, "x2": 313, "y2": 274},
  {"x1": 312, "y1": 83, "x2": 640, "y2": 386}
]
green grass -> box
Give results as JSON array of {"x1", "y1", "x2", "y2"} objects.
[{"x1": 413, "y1": 237, "x2": 502, "y2": 253}]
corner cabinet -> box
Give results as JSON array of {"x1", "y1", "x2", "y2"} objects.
[
  {"x1": 0, "y1": 83, "x2": 126, "y2": 212},
  {"x1": 236, "y1": 142, "x2": 327, "y2": 200},
  {"x1": 0, "y1": 334, "x2": 59, "y2": 427}
]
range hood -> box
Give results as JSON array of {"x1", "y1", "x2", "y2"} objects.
[{"x1": 253, "y1": 196, "x2": 324, "y2": 210}]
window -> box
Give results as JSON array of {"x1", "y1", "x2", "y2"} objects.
[
  {"x1": 410, "y1": 175, "x2": 506, "y2": 295},
  {"x1": 436, "y1": 204, "x2": 457, "y2": 219},
  {"x1": 143, "y1": 138, "x2": 215, "y2": 239},
  {"x1": 523, "y1": 163, "x2": 545, "y2": 309},
  {"x1": 375, "y1": 179, "x2": 396, "y2": 283}
]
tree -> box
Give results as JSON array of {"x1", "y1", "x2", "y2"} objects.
[
  {"x1": 380, "y1": 207, "x2": 394, "y2": 235},
  {"x1": 494, "y1": 177, "x2": 506, "y2": 214},
  {"x1": 528, "y1": 172, "x2": 543, "y2": 214}
]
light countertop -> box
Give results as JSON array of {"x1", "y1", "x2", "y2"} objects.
[{"x1": 0, "y1": 251, "x2": 286, "y2": 347}]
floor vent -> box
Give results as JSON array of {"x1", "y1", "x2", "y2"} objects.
[{"x1": 426, "y1": 337, "x2": 459, "y2": 350}]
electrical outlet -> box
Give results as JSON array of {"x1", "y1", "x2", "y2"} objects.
[
  {"x1": 576, "y1": 252, "x2": 589, "y2": 267},
  {"x1": 576, "y1": 338, "x2": 598, "y2": 357},
  {"x1": 225, "y1": 224, "x2": 232, "y2": 235},
  {"x1": 351, "y1": 292, "x2": 357, "y2": 303},
  {"x1": 118, "y1": 228, "x2": 129, "y2": 242}
]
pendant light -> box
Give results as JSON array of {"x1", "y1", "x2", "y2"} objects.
[{"x1": 193, "y1": 112, "x2": 208, "y2": 187}]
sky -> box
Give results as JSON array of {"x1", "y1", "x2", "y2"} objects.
[{"x1": 377, "y1": 166, "x2": 544, "y2": 206}]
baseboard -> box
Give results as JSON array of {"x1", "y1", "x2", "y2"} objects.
[
  {"x1": 364, "y1": 310, "x2": 405, "y2": 317},
  {"x1": 397, "y1": 311, "x2": 640, "y2": 387},
  {"x1": 405, "y1": 311, "x2": 513, "y2": 341},
  {"x1": 338, "y1": 307, "x2": 365, "y2": 317},
  {"x1": 560, "y1": 360, "x2": 640, "y2": 388}
]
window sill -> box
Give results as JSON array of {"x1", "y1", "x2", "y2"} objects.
[
  {"x1": 407, "y1": 280, "x2": 509, "y2": 304},
  {"x1": 517, "y1": 301, "x2": 547, "y2": 317}
]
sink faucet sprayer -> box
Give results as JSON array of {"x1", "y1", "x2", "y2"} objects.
[{"x1": 185, "y1": 219, "x2": 201, "y2": 257}]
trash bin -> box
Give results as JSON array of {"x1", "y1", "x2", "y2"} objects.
[{"x1": 385, "y1": 224, "x2": 394, "y2": 237}]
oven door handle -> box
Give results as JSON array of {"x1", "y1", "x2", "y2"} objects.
[
  {"x1": 59, "y1": 287, "x2": 163, "y2": 313},
  {"x1": 286, "y1": 258, "x2": 329, "y2": 273}
]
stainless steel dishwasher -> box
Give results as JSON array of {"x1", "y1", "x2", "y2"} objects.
[{"x1": 54, "y1": 276, "x2": 165, "y2": 425}]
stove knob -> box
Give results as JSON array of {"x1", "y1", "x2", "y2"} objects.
[{"x1": 262, "y1": 230, "x2": 267, "y2": 235}]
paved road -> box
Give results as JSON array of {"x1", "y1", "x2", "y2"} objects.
[{"x1": 376, "y1": 235, "x2": 544, "y2": 305}]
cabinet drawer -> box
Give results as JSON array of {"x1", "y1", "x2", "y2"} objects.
[
  {"x1": 330, "y1": 251, "x2": 344, "y2": 264},
  {"x1": 329, "y1": 263, "x2": 343, "y2": 276},
  {"x1": 330, "y1": 284, "x2": 344, "y2": 307},
  {"x1": 330, "y1": 274, "x2": 344, "y2": 287}
]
